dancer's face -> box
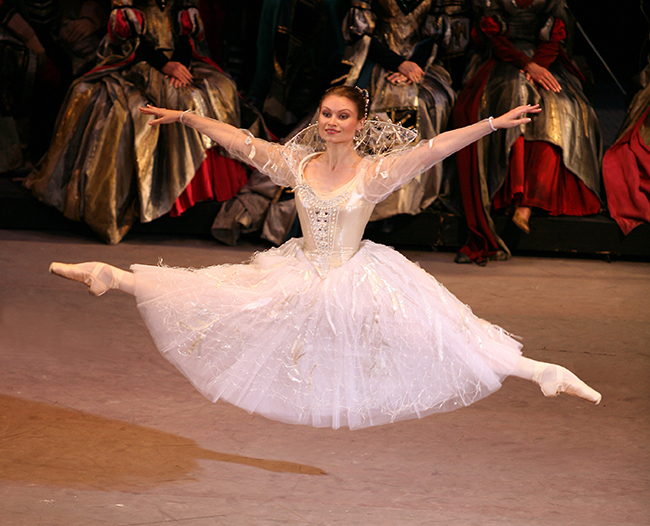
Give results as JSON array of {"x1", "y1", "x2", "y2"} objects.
[{"x1": 318, "y1": 96, "x2": 364, "y2": 144}]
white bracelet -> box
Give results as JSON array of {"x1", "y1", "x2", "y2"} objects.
[
  {"x1": 179, "y1": 109, "x2": 191, "y2": 125},
  {"x1": 488, "y1": 116, "x2": 497, "y2": 132}
]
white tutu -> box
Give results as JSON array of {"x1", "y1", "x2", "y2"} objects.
[{"x1": 132, "y1": 239, "x2": 522, "y2": 430}]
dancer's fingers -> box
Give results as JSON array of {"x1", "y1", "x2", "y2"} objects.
[
  {"x1": 139, "y1": 104, "x2": 163, "y2": 115},
  {"x1": 514, "y1": 104, "x2": 541, "y2": 117}
]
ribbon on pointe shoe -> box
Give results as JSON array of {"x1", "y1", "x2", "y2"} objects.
[
  {"x1": 49, "y1": 262, "x2": 121, "y2": 296},
  {"x1": 532, "y1": 363, "x2": 602, "y2": 404}
]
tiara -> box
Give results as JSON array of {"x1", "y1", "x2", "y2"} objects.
[{"x1": 354, "y1": 86, "x2": 370, "y2": 120}]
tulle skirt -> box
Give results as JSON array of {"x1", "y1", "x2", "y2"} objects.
[{"x1": 132, "y1": 240, "x2": 522, "y2": 429}]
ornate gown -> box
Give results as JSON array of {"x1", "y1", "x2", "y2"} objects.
[
  {"x1": 131, "y1": 123, "x2": 522, "y2": 430},
  {"x1": 339, "y1": 0, "x2": 459, "y2": 220},
  {"x1": 453, "y1": 0, "x2": 602, "y2": 263},
  {"x1": 25, "y1": 0, "x2": 249, "y2": 244}
]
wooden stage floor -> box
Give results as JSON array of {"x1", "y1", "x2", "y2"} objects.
[{"x1": 0, "y1": 229, "x2": 648, "y2": 525}]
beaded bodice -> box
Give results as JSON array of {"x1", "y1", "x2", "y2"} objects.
[{"x1": 295, "y1": 156, "x2": 375, "y2": 276}]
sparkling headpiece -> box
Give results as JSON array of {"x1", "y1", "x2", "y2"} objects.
[
  {"x1": 280, "y1": 118, "x2": 417, "y2": 174},
  {"x1": 354, "y1": 86, "x2": 370, "y2": 120}
]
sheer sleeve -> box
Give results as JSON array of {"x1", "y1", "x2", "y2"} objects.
[
  {"x1": 225, "y1": 129, "x2": 299, "y2": 189},
  {"x1": 358, "y1": 119, "x2": 494, "y2": 203}
]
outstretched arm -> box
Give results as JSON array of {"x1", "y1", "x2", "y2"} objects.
[
  {"x1": 141, "y1": 105, "x2": 253, "y2": 155},
  {"x1": 360, "y1": 104, "x2": 541, "y2": 203},
  {"x1": 139, "y1": 105, "x2": 294, "y2": 186}
]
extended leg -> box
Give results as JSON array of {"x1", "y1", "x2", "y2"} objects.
[
  {"x1": 49, "y1": 262, "x2": 136, "y2": 296},
  {"x1": 511, "y1": 356, "x2": 601, "y2": 404}
]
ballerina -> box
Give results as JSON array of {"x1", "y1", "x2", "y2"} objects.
[{"x1": 49, "y1": 86, "x2": 601, "y2": 430}]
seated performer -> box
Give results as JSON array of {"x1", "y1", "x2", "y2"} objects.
[
  {"x1": 602, "y1": 53, "x2": 650, "y2": 235},
  {"x1": 454, "y1": 0, "x2": 602, "y2": 264},
  {"x1": 0, "y1": 0, "x2": 109, "y2": 167},
  {"x1": 47, "y1": 86, "x2": 600, "y2": 430},
  {"x1": 339, "y1": 0, "x2": 461, "y2": 220},
  {"x1": 25, "y1": 0, "x2": 254, "y2": 244}
]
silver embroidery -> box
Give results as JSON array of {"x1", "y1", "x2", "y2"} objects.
[{"x1": 295, "y1": 185, "x2": 349, "y2": 273}]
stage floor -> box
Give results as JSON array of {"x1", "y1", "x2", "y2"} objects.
[{"x1": 1, "y1": 229, "x2": 648, "y2": 525}]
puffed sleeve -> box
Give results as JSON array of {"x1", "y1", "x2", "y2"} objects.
[
  {"x1": 532, "y1": 16, "x2": 565, "y2": 68},
  {"x1": 107, "y1": 1, "x2": 145, "y2": 43},
  {"x1": 422, "y1": 2, "x2": 452, "y2": 45},
  {"x1": 532, "y1": 0, "x2": 570, "y2": 70},
  {"x1": 358, "y1": 120, "x2": 493, "y2": 203},
  {"x1": 225, "y1": 129, "x2": 299, "y2": 189},
  {"x1": 342, "y1": 0, "x2": 376, "y2": 44},
  {"x1": 357, "y1": 141, "x2": 441, "y2": 203},
  {"x1": 342, "y1": 0, "x2": 413, "y2": 73},
  {"x1": 175, "y1": 1, "x2": 204, "y2": 40}
]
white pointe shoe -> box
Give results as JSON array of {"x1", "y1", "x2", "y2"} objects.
[
  {"x1": 533, "y1": 363, "x2": 602, "y2": 404},
  {"x1": 49, "y1": 262, "x2": 119, "y2": 296}
]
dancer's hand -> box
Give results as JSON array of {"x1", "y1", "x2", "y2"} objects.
[
  {"x1": 524, "y1": 62, "x2": 561, "y2": 93},
  {"x1": 492, "y1": 104, "x2": 542, "y2": 129},
  {"x1": 397, "y1": 61, "x2": 424, "y2": 84},
  {"x1": 139, "y1": 105, "x2": 182, "y2": 125},
  {"x1": 162, "y1": 61, "x2": 193, "y2": 88}
]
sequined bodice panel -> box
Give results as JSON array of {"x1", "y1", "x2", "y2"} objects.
[{"x1": 295, "y1": 159, "x2": 375, "y2": 275}]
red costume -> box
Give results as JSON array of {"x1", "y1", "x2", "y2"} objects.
[
  {"x1": 453, "y1": 0, "x2": 602, "y2": 263},
  {"x1": 602, "y1": 60, "x2": 650, "y2": 235}
]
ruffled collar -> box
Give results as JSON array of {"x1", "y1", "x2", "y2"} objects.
[{"x1": 280, "y1": 119, "x2": 417, "y2": 176}]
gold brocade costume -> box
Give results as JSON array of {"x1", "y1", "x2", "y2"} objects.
[
  {"x1": 25, "y1": 0, "x2": 241, "y2": 244},
  {"x1": 339, "y1": 0, "x2": 459, "y2": 220},
  {"x1": 465, "y1": 0, "x2": 601, "y2": 201}
]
